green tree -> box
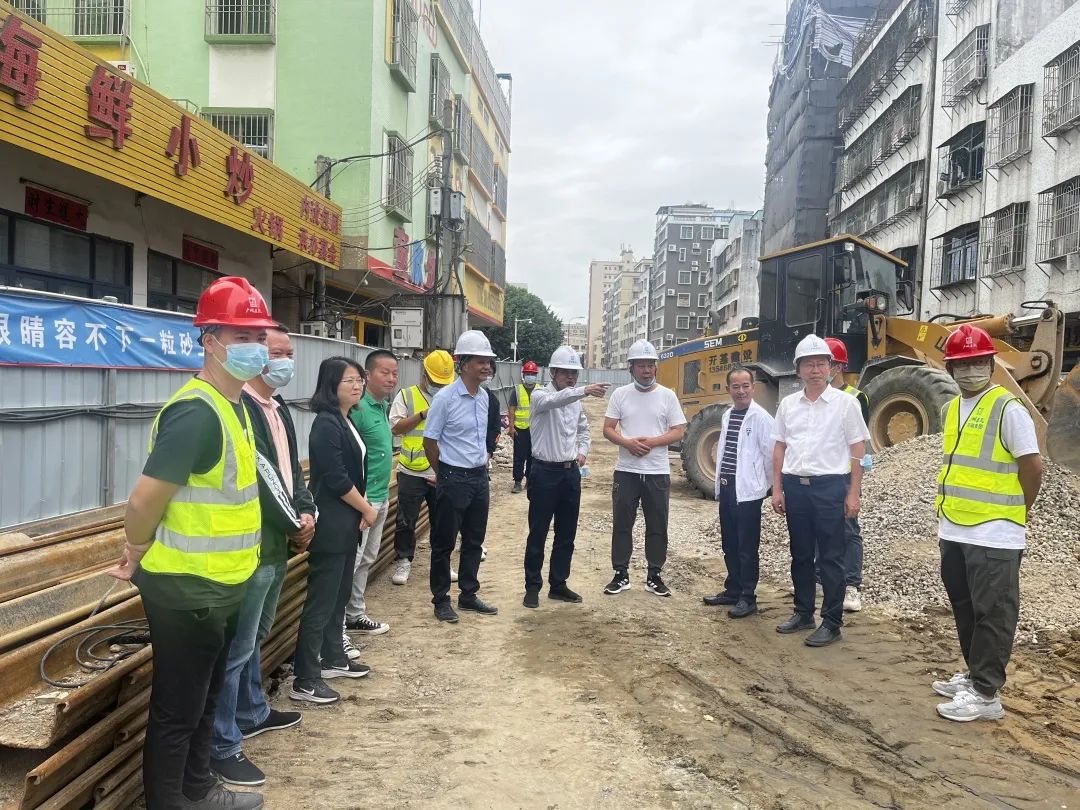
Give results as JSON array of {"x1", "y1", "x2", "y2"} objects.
[{"x1": 480, "y1": 286, "x2": 565, "y2": 365}]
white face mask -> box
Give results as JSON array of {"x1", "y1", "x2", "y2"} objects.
[{"x1": 953, "y1": 362, "x2": 992, "y2": 393}]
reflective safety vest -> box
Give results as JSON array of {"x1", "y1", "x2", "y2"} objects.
[
  {"x1": 514, "y1": 383, "x2": 533, "y2": 430},
  {"x1": 140, "y1": 378, "x2": 261, "y2": 585},
  {"x1": 935, "y1": 386, "x2": 1027, "y2": 527},
  {"x1": 399, "y1": 385, "x2": 432, "y2": 472}
]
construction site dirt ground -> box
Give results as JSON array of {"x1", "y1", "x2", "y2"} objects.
[{"x1": 244, "y1": 400, "x2": 1079, "y2": 809}]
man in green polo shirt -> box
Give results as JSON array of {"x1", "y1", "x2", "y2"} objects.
[{"x1": 345, "y1": 349, "x2": 398, "y2": 636}]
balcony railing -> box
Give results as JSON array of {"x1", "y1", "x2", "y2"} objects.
[
  {"x1": 453, "y1": 95, "x2": 472, "y2": 164},
  {"x1": 838, "y1": 85, "x2": 921, "y2": 191},
  {"x1": 384, "y1": 134, "x2": 415, "y2": 220},
  {"x1": 205, "y1": 1, "x2": 275, "y2": 42},
  {"x1": 942, "y1": 25, "x2": 989, "y2": 108},
  {"x1": 836, "y1": 161, "x2": 925, "y2": 236},
  {"x1": 439, "y1": 0, "x2": 510, "y2": 139},
  {"x1": 1043, "y1": 41, "x2": 1080, "y2": 137},
  {"x1": 465, "y1": 211, "x2": 492, "y2": 278},
  {"x1": 45, "y1": 1, "x2": 128, "y2": 39},
  {"x1": 1036, "y1": 176, "x2": 1080, "y2": 262},
  {"x1": 491, "y1": 241, "x2": 506, "y2": 288},
  {"x1": 981, "y1": 203, "x2": 1028, "y2": 277},
  {"x1": 389, "y1": 0, "x2": 418, "y2": 92},
  {"x1": 987, "y1": 84, "x2": 1034, "y2": 168},
  {"x1": 429, "y1": 54, "x2": 452, "y2": 129},
  {"x1": 936, "y1": 123, "x2": 984, "y2": 198},
  {"x1": 494, "y1": 165, "x2": 508, "y2": 214},
  {"x1": 469, "y1": 129, "x2": 494, "y2": 194}
]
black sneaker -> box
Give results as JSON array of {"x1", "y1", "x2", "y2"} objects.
[
  {"x1": 548, "y1": 584, "x2": 583, "y2": 603},
  {"x1": 512, "y1": 481, "x2": 523, "y2": 493},
  {"x1": 703, "y1": 591, "x2": 739, "y2": 606},
  {"x1": 241, "y1": 708, "x2": 301, "y2": 739},
  {"x1": 320, "y1": 660, "x2": 372, "y2": 679},
  {"x1": 188, "y1": 783, "x2": 264, "y2": 809},
  {"x1": 289, "y1": 678, "x2": 339, "y2": 705},
  {"x1": 345, "y1": 615, "x2": 390, "y2": 635},
  {"x1": 728, "y1": 599, "x2": 758, "y2": 619},
  {"x1": 210, "y1": 752, "x2": 266, "y2": 787},
  {"x1": 434, "y1": 601, "x2": 459, "y2": 623},
  {"x1": 523, "y1": 590, "x2": 539, "y2": 609},
  {"x1": 459, "y1": 596, "x2": 499, "y2": 615},
  {"x1": 775, "y1": 613, "x2": 816, "y2": 634},
  {"x1": 645, "y1": 572, "x2": 671, "y2": 597},
  {"x1": 603, "y1": 570, "x2": 630, "y2": 595}
]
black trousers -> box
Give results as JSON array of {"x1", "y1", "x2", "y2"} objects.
[
  {"x1": 611, "y1": 470, "x2": 670, "y2": 572},
  {"x1": 430, "y1": 464, "x2": 489, "y2": 604},
  {"x1": 783, "y1": 473, "x2": 847, "y2": 628},
  {"x1": 395, "y1": 471, "x2": 436, "y2": 561},
  {"x1": 512, "y1": 428, "x2": 532, "y2": 483},
  {"x1": 141, "y1": 596, "x2": 239, "y2": 809},
  {"x1": 939, "y1": 539, "x2": 1022, "y2": 696},
  {"x1": 294, "y1": 547, "x2": 356, "y2": 679},
  {"x1": 716, "y1": 481, "x2": 764, "y2": 600},
  {"x1": 524, "y1": 460, "x2": 581, "y2": 591}
]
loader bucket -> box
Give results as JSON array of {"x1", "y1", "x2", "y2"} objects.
[{"x1": 1047, "y1": 364, "x2": 1080, "y2": 475}]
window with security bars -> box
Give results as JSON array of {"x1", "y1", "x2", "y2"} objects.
[
  {"x1": 384, "y1": 133, "x2": 414, "y2": 220},
  {"x1": 942, "y1": 25, "x2": 989, "y2": 107},
  {"x1": 937, "y1": 123, "x2": 984, "y2": 197},
  {"x1": 12, "y1": 1, "x2": 46, "y2": 22},
  {"x1": 453, "y1": 95, "x2": 472, "y2": 163},
  {"x1": 73, "y1": 0, "x2": 126, "y2": 36},
  {"x1": 205, "y1": 1, "x2": 275, "y2": 38},
  {"x1": 931, "y1": 223, "x2": 979, "y2": 288},
  {"x1": 839, "y1": 85, "x2": 922, "y2": 191},
  {"x1": 389, "y1": 0, "x2": 418, "y2": 90},
  {"x1": 429, "y1": 55, "x2": 452, "y2": 128},
  {"x1": 945, "y1": 0, "x2": 970, "y2": 14},
  {"x1": 981, "y1": 204, "x2": 1028, "y2": 276},
  {"x1": 204, "y1": 111, "x2": 273, "y2": 159},
  {"x1": 1036, "y1": 177, "x2": 1080, "y2": 261},
  {"x1": 1043, "y1": 42, "x2": 1080, "y2": 136},
  {"x1": 986, "y1": 85, "x2": 1033, "y2": 168}
]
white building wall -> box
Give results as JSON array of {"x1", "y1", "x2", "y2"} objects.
[{"x1": 208, "y1": 45, "x2": 277, "y2": 109}]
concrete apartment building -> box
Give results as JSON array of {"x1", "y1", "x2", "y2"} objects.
[
  {"x1": 650, "y1": 205, "x2": 756, "y2": 349},
  {"x1": 563, "y1": 321, "x2": 588, "y2": 357},
  {"x1": 600, "y1": 257, "x2": 653, "y2": 366},
  {"x1": 586, "y1": 246, "x2": 637, "y2": 367},
  {"x1": 712, "y1": 211, "x2": 764, "y2": 334},
  {"x1": 763, "y1": 0, "x2": 880, "y2": 255},
  {"x1": 626, "y1": 271, "x2": 650, "y2": 352}
]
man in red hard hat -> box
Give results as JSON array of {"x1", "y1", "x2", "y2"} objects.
[
  {"x1": 508, "y1": 359, "x2": 540, "y2": 493},
  {"x1": 931, "y1": 324, "x2": 1042, "y2": 723},
  {"x1": 109, "y1": 276, "x2": 274, "y2": 809}
]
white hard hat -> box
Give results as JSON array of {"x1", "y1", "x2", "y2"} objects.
[
  {"x1": 627, "y1": 339, "x2": 659, "y2": 361},
  {"x1": 548, "y1": 345, "x2": 583, "y2": 370},
  {"x1": 794, "y1": 334, "x2": 832, "y2": 363},
  {"x1": 453, "y1": 329, "x2": 497, "y2": 358}
]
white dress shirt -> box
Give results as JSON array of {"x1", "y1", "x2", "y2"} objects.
[
  {"x1": 528, "y1": 384, "x2": 591, "y2": 462},
  {"x1": 773, "y1": 384, "x2": 869, "y2": 476}
]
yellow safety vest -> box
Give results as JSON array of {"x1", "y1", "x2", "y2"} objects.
[
  {"x1": 140, "y1": 378, "x2": 261, "y2": 585},
  {"x1": 514, "y1": 383, "x2": 533, "y2": 430},
  {"x1": 399, "y1": 385, "x2": 431, "y2": 472},
  {"x1": 935, "y1": 386, "x2": 1027, "y2": 527}
]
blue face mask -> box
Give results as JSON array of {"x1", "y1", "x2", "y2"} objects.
[
  {"x1": 261, "y1": 357, "x2": 295, "y2": 389},
  {"x1": 523, "y1": 374, "x2": 538, "y2": 385},
  {"x1": 213, "y1": 339, "x2": 269, "y2": 381}
]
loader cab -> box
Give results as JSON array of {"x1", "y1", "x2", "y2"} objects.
[{"x1": 756, "y1": 235, "x2": 910, "y2": 376}]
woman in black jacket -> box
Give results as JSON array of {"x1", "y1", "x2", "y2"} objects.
[{"x1": 290, "y1": 356, "x2": 379, "y2": 705}]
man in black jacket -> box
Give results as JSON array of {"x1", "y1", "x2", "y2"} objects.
[{"x1": 210, "y1": 326, "x2": 317, "y2": 787}]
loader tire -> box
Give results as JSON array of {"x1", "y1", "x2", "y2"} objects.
[
  {"x1": 681, "y1": 403, "x2": 729, "y2": 497},
  {"x1": 863, "y1": 365, "x2": 959, "y2": 451}
]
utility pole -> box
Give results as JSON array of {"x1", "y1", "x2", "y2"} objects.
[
  {"x1": 512, "y1": 317, "x2": 532, "y2": 362},
  {"x1": 313, "y1": 154, "x2": 332, "y2": 331},
  {"x1": 427, "y1": 98, "x2": 465, "y2": 351}
]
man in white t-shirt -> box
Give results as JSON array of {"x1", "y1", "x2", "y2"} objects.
[
  {"x1": 931, "y1": 325, "x2": 1042, "y2": 723},
  {"x1": 602, "y1": 340, "x2": 687, "y2": 597}
]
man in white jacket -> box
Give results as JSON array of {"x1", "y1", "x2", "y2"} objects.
[{"x1": 703, "y1": 367, "x2": 774, "y2": 618}]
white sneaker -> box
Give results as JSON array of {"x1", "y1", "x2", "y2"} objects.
[
  {"x1": 931, "y1": 672, "x2": 973, "y2": 698},
  {"x1": 936, "y1": 688, "x2": 1005, "y2": 722},
  {"x1": 450, "y1": 567, "x2": 459, "y2": 583},
  {"x1": 391, "y1": 559, "x2": 411, "y2": 585},
  {"x1": 342, "y1": 633, "x2": 362, "y2": 662},
  {"x1": 843, "y1": 586, "x2": 862, "y2": 612},
  {"x1": 481, "y1": 546, "x2": 487, "y2": 561}
]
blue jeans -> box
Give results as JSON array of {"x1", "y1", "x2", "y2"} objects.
[{"x1": 210, "y1": 561, "x2": 287, "y2": 759}]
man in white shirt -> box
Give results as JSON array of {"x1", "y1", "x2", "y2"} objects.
[
  {"x1": 772, "y1": 334, "x2": 869, "y2": 647},
  {"x1": 931, "y1": 325, "x2": 1042, "y2": 723},
  {"x1": 522, "y1": 346, "x2": 609, "y2": 608},
  {"x1": 602, "y1": 340, "x2": 687, "y2": 597},
  {"x1": 703, "y1": 367, "x2": 774, "y2": 619}
]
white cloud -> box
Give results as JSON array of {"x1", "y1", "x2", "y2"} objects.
[{"x1": 479, "y1": 0, "x2": 781, "y2": 319}]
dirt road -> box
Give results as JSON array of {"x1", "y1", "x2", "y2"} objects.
[{"x1": 252, "y1": 399, "x2": 1080, "y2": 809}]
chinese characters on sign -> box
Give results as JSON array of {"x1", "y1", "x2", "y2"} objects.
[
  {"x1": 300, "y1": 196, "x2": 341, "y2": 236},
  {"x1": 707, "y1": 349, "x2": 754, "y2": 374},
  {"x1": 181, "y1": 237, "x2": 219, "y2": 271},
  {"x1": 25, "y1": 185, "x2": 89, "y2": 230},
  {"x1": 224, "y1": 146, "x2": 254, "y2": 204},
  {"x1": 297, "y1": 228, "x2": 337, "y2": 266},
  {"x1": 0, "y1": 15, "x2": 43, "y2": 108},
  {"x1": 251, "y1": 207, "x2": 285, "y2": 241},
  {"x1": 84, "y1": 66, "x2": 133, "y2": 150},
  {"x1": 166, "y1": 114, "x2": 201, "y2": 177}
]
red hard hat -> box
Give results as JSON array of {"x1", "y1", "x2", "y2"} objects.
[
  {"x1": 824, "y1": 337, "x2": 848, "y2": 365},
  {"x1": 194, "y1": 276, "x2": 278, "y2": 329},
  {"x1": 944, "y1": 324, "x2": 997, "y2": 361},
  {"x1": 522, "y1": 360, "x2": 539, "y2": 374}
]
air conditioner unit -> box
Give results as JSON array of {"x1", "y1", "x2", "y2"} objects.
[
  {"x1": 692, "y1": 242, "x2": 700, "y2": 249},
  {"x1": 667, "y1": 244, "x2": 677, "y2": 252},
  {"x1": 108, "y1": 61, "x2": 136, "y2": 79},
  {"x1": 665, "y1": 334, "x2": 674, "y2": 342},
  {"x1": 936, "y1": 180, "x2": 949, "y2": 198},
  {"x1": 908, "y1": 191, "x2": 923, "y2": 208},
  {"x1": 666, "y1": 288, "x2": 675, "y2": 296}
]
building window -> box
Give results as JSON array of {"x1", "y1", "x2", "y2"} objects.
[
  {"x1": 677, "y1": 293, "x2": 691, "y2": 307},
  {"x1": 453, "y1": 95, "x2": 472, "y2": 162},
  {"x1": 678, "y1": 248, "x2": 686, "y2": 262},
  {"x1": 718, "y1": 226, "x2": 729, "y2": 240},
  {"x1": 205, "y1": 0, "x2": 275, "y2": 39},
  {"x1": 429, "y1": 54, "x2": 452, "y2": 127},
  {"x1": 696, "y1": 315, "x2": 709, "y2": 331},
  {"x1": 981, "y1": 203, "x2": 1028, "y2": 276},
  {"x1": 147, "y1": 251, "x2": 221, "y2": 313},
  {"x1": 1036, "y1": 176, "x2": 1080, "y2": 261},
  {"x1": 0, "y1": 211, "x2": 132, "y2": 301},
  {"x1": 12, "y1": 1, "x2": 46, "y2": 22},
  {"x1": 389, "y1": 0, "x2": 418, "y2": 91},
  {"x1": 204, "y1": 110, "x2": 273, "y2": 159},
  {"x1": 932, "y1": 223, "x2": 980, "y2": 287},
  {"x1": 1043, "y1": 41, "x2": 1080, "y2": 136},
  {"x1": 680, "y1": 225, "x2": 694, "y2": 239},
  {"x1": 384, "y1": 132, "x2": 414, "y2": 219},
  {"x1": 987, "y1": 85, "x2": 1034, "y2": 169},
  {"x1": 936, "y1": 123, "x2": 984, "y2": 197},
  {"x1": 784, "y1": 253, "x2": 821, "y2": 327},
  {"x1": 839, "y1": 85, "x2": 922, "y2": 190},
  {"x1": 698, "y1": 271, "x2": 709, "y2": 285},
  {"x1": 675, "y1": 316, "x2": 690, "y2": 330},
  {"x1": 73, "y1": 0, "x2": 126, "y2": 37},
  {"x1": 700, "y1": 225, "x2": 714, "y2": 240},
  {"x1": 943, "y1": 25, "x2": 989, "y2": 107},
  {"x1": 678, "y1": 270, "x2": 692, "y2": 284},
  {"x1": 697, "y1": 293, "x2": 709, "y2": 308},
  {"x1": 653, "y1": 269, "x2": 665, "y2": 286}
]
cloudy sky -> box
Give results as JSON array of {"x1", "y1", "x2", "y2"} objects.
[{"x1": 479, "y1": 0, "x2": 783, "y2": 321}]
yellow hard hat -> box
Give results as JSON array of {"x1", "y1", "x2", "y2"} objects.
[{"x1": 423, "y1": 349, "x2": 456, "y2": 385}]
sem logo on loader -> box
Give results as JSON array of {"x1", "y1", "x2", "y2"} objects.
[{"x1": 660, "y1": 332, "x2": 750, "y2": 360}]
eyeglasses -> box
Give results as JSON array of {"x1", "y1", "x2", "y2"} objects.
[{"x1": 341, "y1": 377, "x2": 365, "y2": 386}]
